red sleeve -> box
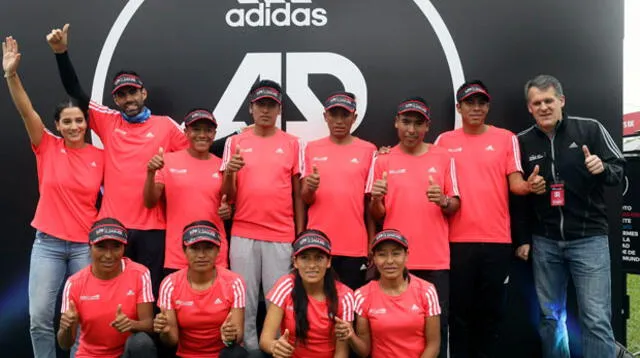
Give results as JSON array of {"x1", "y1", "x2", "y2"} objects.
[
  {"x1": 506, "y1": 133, "x2": 524, "y2": 175},
  {"x1": 60, "y1": 277, "x2": 76, "y2": 313},
  {"x1": 219, "y1": 136, "x2": 236, "y2": 172},
  {"x1": 353, "y1": 288, "x2": 368, "y2": 318},
  {"x1": 167, "y1": 118, "x2": 188, "y2": 152},
  {"x1": 292, "y1": 138, "x2": 303, "y2": 176},
  {"x1": 365, "y1": 153, "x2": 384, "y2": 193},
  {"x1": 444, "y1": 157, "x2": 460, "y2": 197},
  {"x1": 434, "y1": 133, "x2": 445, "y2": 147},
  {"x1": 422, "y1": 283, "x2": 441, "y2": 317},
  {"x1": 137, "y1": 268, "x2": 155, "y2": 304},
  {"x1": 88, "y1": 101, "x2": 119, "y2": 140},
  {"x1": 31, "y1": 129, "x2": 57, "y2": 155},
  {"x1": 158, "y1": 276, "x2": 174, "y2": 310},
  {"x1": 231, "y1": 275, "x2": 246, "y2": 309},
  {"x1": 266, "y1": 275, "x2": 294, "y2": 308},
  {"x1": 301, "y1": 141, "x2": 312, "y2": 178},
  {"x1": 339, "y1": 288, "x2": 355, "y2": 322}
]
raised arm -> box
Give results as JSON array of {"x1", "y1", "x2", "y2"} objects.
[{"x1": 3, "y1": 37, "x2": 45, "y2": 146}]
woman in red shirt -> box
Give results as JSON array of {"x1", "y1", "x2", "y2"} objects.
[
  {"x1": 338, "y1": 229, "x2": 441, "y2": 358},
  {"x1": 3, "y1": 37, "x2": 104, "y2": 357},
  {"x1": 258, "y1": 229, "x2": 354, "y2": 358},
  {"x1": 154, "y1": 220, "x2": 247, "y2": 358},
  {"x1": 58, "y1": 218, "x2": 156, "y2": 358}
]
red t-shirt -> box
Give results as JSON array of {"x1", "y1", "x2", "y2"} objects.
[
  {"x1": 89, "y1": 101, "x2": 189, "y2": 230},
  {"x1": 155, "y1": 150, "x2": 228, "y2": 269},
  {"x1": 220, "y1": 130, "x2": 302, "y2": 242},
  {"x1": 435, "y1": 126, "x2": 522, "y2": 243},
  {"x1": 266, "y1": 274, "x2": 355, "y2": 358},
  {"x1": 365, "y1": 145, "x2": 459, "y2": 269},
  {"x1": 354, "y1": 275, "x2": 440, "y2": 358},
  {"x1": 61, "y1": 258, "x2": 154, "y2": 358},
  {"x1": 302, "y1": 137, "x2": 376, "y2": 257},
  {"x1": 31, "y1": 130, "x2": 104, "y2": 243},
  {"x1": 157, "y1": 267, "x2": 246, "y2": 358}
]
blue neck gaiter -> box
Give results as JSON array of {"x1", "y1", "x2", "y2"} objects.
[{"x1": 121, "y1": 107, "x2": 151, "y2": 123}]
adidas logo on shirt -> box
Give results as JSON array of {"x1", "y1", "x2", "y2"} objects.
[
  {"x1": 275, "y1": 148, "x2": 284, "y2": 154},
  {"x1": 60, "y1": 148, "x2": 67, "y2": 154},
  {"x1": 359, "y1": 264, "x2": 367, "y2": 271},
  {"x1": 569, "y1": 142, "x2": 578, "y2": 148},
  {"x1": 127, "y1": 289, "x2": 135, "y2": 296},
  {"x1": 145, "y1": 132, "x2": 155, "y2": 138},
  {"x1": 214, "y1": 298, "x2": 223, "y2": 305},
  {"x1": 212, "y1": 172, "x2": 220, "y2": 179},
  {"x1": 428, "y1": 167, "x2": 437, "y2": 173},
  {"x1": 411, "y1": 304, "x2": 420, "y2": 312},
  {"x1": 350, "y1": 158, "x2": 360, "y2": 164},
  {"x1": 485, "y1": 145, "x2": 495, "y2": 151},
  {"x1": 90, "y1": 161, "x2": 97, "y2": 167}
]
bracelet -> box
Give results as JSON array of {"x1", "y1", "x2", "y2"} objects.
[{"x1": 4, "y1": 72, "x2": 16, "y2": 79}]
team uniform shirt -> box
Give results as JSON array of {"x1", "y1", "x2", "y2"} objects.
[
  {"x1": 354, "y1": 275, "x2": 441, "y2": 358},
  {"x1": 61, "y1": 258, "x2": 154, "y2": 358},
  {"x1": 89, "y1": 101, "x2": 188, "y2": 230},
  {"x1": 155, "y1": 150, "x2": 228, "y2": 269},
  {"x1": 31, "y1": 129, "x2": 104, "y2": 243},
  {"x1": 365, "y1": 145, "x2": 459, "y2": 270},
  {"x1": 157, "y1": 267, "x2": 246, "y2": 358},
  {"x1": 220, "y1": 130, "x2": 302, "y2": 242},
  {"x1": 266, "y1": 274, "x2": 355, "y2": 358},
  {"x1": 302, "y1": 137, "x2": 376, "y2": 257},
  {"x1": 435, "y1": 126, "x2": 522, "y2": 243}
]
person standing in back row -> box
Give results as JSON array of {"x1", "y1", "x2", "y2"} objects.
[
  {"x1": 220, "y1": 80, "x2": 305, "y2": 350},
  {"x1": 301, "y1": 92, "x2": 377, "y2": 290},
  {"x1": 434, "y1": 80, "x2": 546, "y2": 358}
]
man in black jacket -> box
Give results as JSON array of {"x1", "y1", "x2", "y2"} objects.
[{"x1": 514, "y1": 74, "x2": 624, "y2": 358}]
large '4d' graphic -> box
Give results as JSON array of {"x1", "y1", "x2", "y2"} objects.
[{"x1": 90, "y1": 0, "x2": 465, "y2": 145}]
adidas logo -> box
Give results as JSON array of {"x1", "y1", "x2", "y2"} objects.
[
  {"x1": 350, "y1": 158, "x2": 360, "y2": 164},
  {"x1": 126, "y1": 289, "x2": 135, "y2": 296},
  {"x1": 226, "y1": 0, "x2": 328, "y2": 28},
  {"x1": 60, "y1": 148, "x2": 67, "y2": 154},
  {"x1": 145, "y1": 132, "x2": 155, "y2": 138},
  {"x1": 359, "y1": 264, "x2": 367, "y2": 271},
  {"x1": 428, "y1": 167, "x2": 437, "y2": 173},
  {"x1": 569, "y1": 142, "x2": 578, "y2": 149},
  {"x1": 411, "y1": 304, "x2": 420, "y2": 312},
  {"x1": 275, "y1": 148, "x2": 284, "y2": 154},
  {"x1": 214, "y1": 298, "x2": 223, "y2": 305},
  {"x1": 212, "y1": 172, "x2": 220, "y2": 179},
  {"x1": 485, "y1": 145, "x2": 495, "y2": 151},
  {"x1": 90, "y1": 161, "x2": 97, "y2": 167}
]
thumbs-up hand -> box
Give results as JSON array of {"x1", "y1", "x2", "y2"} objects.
[
  {"x1": 305, "y1": 164, "x2": 320, "y2": 192},
  {"x1": 527, "y1": 164, "x2": 546, "y2": 194},
  {"x1": 226, "y1": 145, "x2": 245, "y2": 173},
  {"x1": 220, "y1": 311, "x2": 238, "y2": 343},
  {"x1": 147, "y1": 147, "x2": 165, "y2": 173},
  {"x1": 153, "y1": 308, "x2": 170, "y2": 334},
  {"x1": 582, "y1": 145, "x2": 604, "y2": 175},
  {"x1": 110, "y1": 304, "x2": 132, "y2": 333},
  {"x1": 371, "y1": 171, "x2": 388, "y2": 201},
  {"x1": 218, "y1": 194, "x2": 232, "y2": 220},
  {"x1": 271, "y1": 329, "x2": 294, "y2": 358},
  {"x1": 334, "y1": 316, "x2": 354, "y2": 341},
  {"x1": 59, "y1": 300, "x2": 78, "y2": 331},
  {"x1": 426, "y1": 175, "x2": 445, "y2": 205},
  {"x1": 46, "y1": 23, "x2": 70, "y2": 54}
]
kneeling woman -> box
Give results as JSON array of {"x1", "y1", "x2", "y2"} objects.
[
  {"x1": 154, "y1": 220, "x2": 247, "y2": 358},
  {"x1": 259, "y1": 229, "x2": 354, "y2": 358},
  {"x1": 338, "y1": 229, "x2": 441, "y2": 358},
  {"x1": 58, "y1": 218, "x2": 156, "y2": 357}
]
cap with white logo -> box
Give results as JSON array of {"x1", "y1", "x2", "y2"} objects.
[{"x1": 292, "y1": 230, "x2": 332, "y2": 256}]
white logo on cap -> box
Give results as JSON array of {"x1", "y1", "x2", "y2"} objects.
[{"x1": 226, "y1": 0, "x2": 327, "y2": 28}]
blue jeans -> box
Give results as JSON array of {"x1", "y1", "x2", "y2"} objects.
[
  {"x1": 532, "y1": 235, "x2": 615, "y2": 358},
  {"x1": 29, "y1": 231, "x2": 90, "y2": 358}
]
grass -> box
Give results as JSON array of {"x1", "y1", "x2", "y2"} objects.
[{"x1": 629, "y1": 274, "x2": 640, "y2": 353}]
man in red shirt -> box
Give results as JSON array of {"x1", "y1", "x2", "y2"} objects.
[
  {"x1": 220, "y1": 80, "x2": 304, "y2": 351},
  {"x1": 301, "y1": 92, "x2": 377, "y2": 290},
  {"x1": 366, "y1": 97, "x2": 460, "y2": 358},
  {"x1": 435, "y1": 81, "x2": 545, "y2": 358}
]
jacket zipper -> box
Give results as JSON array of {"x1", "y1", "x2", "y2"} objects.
[{"x1": 549, "y1": 135, "x2": 566, "y2": 240}]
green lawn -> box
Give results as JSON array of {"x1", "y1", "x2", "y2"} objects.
[{"x1": 629, "y1": 274, "x2": 640, "y2": 353}]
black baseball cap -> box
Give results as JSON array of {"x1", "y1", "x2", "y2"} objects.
[
  {"x1": 89, "y1": 221, "x2": 128, "y2": 245},
  {"x1": 183, "y1": 109, "x2": 217, "y2": 128},
  {"x1": 182, "y1": 223, "x2": 222, "y2": 247},
  {"x1": 111, "y1": 74, "x2": 144, "y2": 94},
  {"x1": 371, "y1": 229, "x2": 409, "y2": 250},
  {"x1": 397, "y1": 100, "x2": 431, "y2": 121},
  {"x1": 250, "y1": 86, "x2": 282, "y2": 104},
  {"x1": 456, "y1": 84, "x2": 491, "y2": 103},
  {"x1": 293, "y1": 231, "x2": 332, "y2": 256},
  {"x1": 324, "y1": 94, "x2": 356, "y2": 113}
]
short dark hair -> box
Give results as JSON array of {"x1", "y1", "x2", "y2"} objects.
[
  {"x1": 250, "y1": 79, "x2": 282, "y2": 94},
  {"x1": 183, "y1": 220, "x2": 218, "y2": 232},
  {"x1": 91, "y1": 217, "x2": 125, "y2": 229},
  {"x1": 401, "y1": 96, "x2": 429, "y2": 107},
  {"x1": 54, "y1": 98, "x2": 88, "y2": 122},
  {"x1": 328, "y1": 91, "x2": 355, "y2": 100}
]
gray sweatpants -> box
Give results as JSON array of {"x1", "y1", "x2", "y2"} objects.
[{"x1": 230, "y1": 236, "x2": 292, "y2": 351}]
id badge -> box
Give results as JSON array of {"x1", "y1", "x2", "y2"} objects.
[{"x1": 550, "y1": 182, "x2": 565, "y2": 207}]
